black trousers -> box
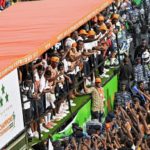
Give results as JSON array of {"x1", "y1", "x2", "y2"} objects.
[{"x1": 91, "y1": 111, "x2": 104, "y2": 122}]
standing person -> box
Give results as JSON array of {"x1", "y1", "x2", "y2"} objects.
[
  {"x1": 115, "y1": 83, "x2": 132, "y2": 108},
  {"x1": 84, "y1": 77, "x2": 105, "y2": 122},
  {"x1": 119, "y1": 57, "x2": 133, "y2": 90},
  {"x1": 134, "y1": 57, "x2": 145, "y2": 83},
  {"x1": 134, "y1": 39, "x2": 148, "y2": 59},
  {"x1": 142, "y1": 51, "x2": 150, "y2": 86},
  {"x1": 132, "y1": 81, "x2": 149, "y2": 106},
  {"x1": 65, "y1": 31, "x2": 79, "y2": 48}
]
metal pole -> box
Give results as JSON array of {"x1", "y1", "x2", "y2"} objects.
[
  {"x1": 17, "y1": 68, "x2": 30, "y2": 149},
  {"x1": 35, "y1": 99, "x2": 42, "y2": 140},
  {"x1": 66, "y1": 79, "x2": 72, "y2": 114},
  {"x1": 112, "y1": 3, "x2": 121, "y2": 64},
  {"x1": 115, "y1": 33, "x2": 121, "y2": 64}
]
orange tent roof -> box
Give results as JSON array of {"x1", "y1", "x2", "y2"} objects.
[{"x1": 0, "y1": 0, "x2": 112, "y2": 79}]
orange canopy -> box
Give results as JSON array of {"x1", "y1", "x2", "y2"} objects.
[{"x1": 0, "y1": 0, "x2": 112, "y2": 79}]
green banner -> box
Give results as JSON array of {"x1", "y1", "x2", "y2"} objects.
[
  {"x1": 52, "y1": 75, "x2": 118, "y2": 141},
  {"x1": 5, "y1": 133, "x2": 29, "y2": 150},
  {"x1": 132, "y1": 0, "x2": 142, "y2": 5},
  {"x1": 103, "y1": 75, "x2": 118, "y2": 115},
  {"x1": 52, "y1": 100, "x2": 91, "y2": 141}
]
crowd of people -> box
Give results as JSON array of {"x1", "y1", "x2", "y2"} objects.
[
  {"x1": 0, "y1": 0, "x2": 14, "y2": 11},
  {"x1": 13, "y1": 0, "x2": 150, "y2": 149}
]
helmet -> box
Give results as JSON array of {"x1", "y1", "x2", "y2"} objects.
[{"x1": 142, "y1": 51, "x2": 150, "y2": 63}]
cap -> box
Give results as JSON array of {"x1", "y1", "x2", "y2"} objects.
[
  {"x1": 112, "y1": 14, "x2": 119, "y2": 20},
  {"x1": 95, "y1": 77, "x2": 102, "y2": 83},
  {"x1": 88, "y1": 30, "x2": 96, "y2": 36},
  {"x1": 79, "y1": 29, "x2": 88, "y2": 35},
  {"x1": 99, "y1": 24, "x2": 108, "y2": 31},
  {"x1": 50, "y1": 56, "x2": 60, "y2": 62},
  {"x1": 98, "y1": 15, "x2": 105, "y2": 21}
]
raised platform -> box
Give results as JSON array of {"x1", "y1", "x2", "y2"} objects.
[{"x1": 30, "y1": 67, "x2": 119, "y2": 146}]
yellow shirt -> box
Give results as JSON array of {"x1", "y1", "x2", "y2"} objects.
[{"x1": 86, "y1": 87, "x2": 104, "y2": 112}]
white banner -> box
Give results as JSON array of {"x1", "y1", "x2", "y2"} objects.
[{"x1": 0, "y1": 69, "x2": 24, "y2": 149}]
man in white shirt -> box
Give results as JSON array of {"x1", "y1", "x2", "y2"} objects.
[
  {"x1": 65, "y1": 31, "x2": 79, "y2": 48},
  {"x1": 37, "y1": 69, "x2": 53, "y2": 134}
]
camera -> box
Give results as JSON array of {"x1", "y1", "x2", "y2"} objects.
[{"x1": 86, "y1": 120, "x2": 102, "y2": 136}]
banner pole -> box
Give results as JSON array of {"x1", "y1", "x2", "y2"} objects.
[
  {"x1": 112, "y1": 2, "x2": 121, "y2": 64},
  {"x1": 17, "y1": 68, "x2": 30, "y2": 148}
]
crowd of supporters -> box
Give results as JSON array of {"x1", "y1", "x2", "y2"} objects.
[{"x1": 12, "y1": 0, "x2": 150, "y2": 149}]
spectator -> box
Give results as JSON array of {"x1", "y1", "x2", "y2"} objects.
[
  {"x1": 134, "y1": 57, "x2": 145, "y2": 83},
  {"x1": 119, "y1": 57, "x2": 133, "y2": 89},
  {"x1": 84, "y1": 77, "x2": 105, "y2": 122},
  {"x1": 115, "y1": 83, "x2": 132, "y2": 108},
  {"x1": 141, "y1": 50, "x2": 150, "y2": 84},
  {"x1": 134, "y1": 39, "x2": 149, "y2": 59}
]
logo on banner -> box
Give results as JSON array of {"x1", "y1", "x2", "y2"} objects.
[
  {"x1": 0, "y1": 84, "x2": 9, "y2": 107},
  {"x1": 0, "y1": 84, "x2": 15, "y2": 137}
]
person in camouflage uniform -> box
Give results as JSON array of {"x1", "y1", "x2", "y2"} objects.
[
  {"x1": 134, "y1": 57, "x2": 145, "y2": 83},
  {"x1": 142, "y1": 51, "x2": 150, "y2": 83},
  {"x1": 115, "y1": 83, "x2": 132, "y2": 108}
]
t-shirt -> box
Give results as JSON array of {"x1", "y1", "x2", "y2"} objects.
[
  {"x1": 84, "y1": 39, "x2": 98, "y2": 50},
  {"x1": 65, "y1": 37, "x2": 76, "y2": 48},
  {"x1": 67, "y1": 61, "x2": 76, "y2": 75},
  {"x1": 57, "y1": 72, "x2": 65, "y2": 89},
  {"x1": 77, "y1": 36, "x2": 84, "y2": 41},
  {"x1": 22, "y1": 89, "x2": 31, "y2": 110},
  {"x1": 22, "y1": 84, "x2": 34, "y2": 109},
  {"x1": 39, "y1": 75, "x2": 48, "y2": 93},
  {"x1": 60, "y1": 59, "x2": 68, "y2": 73},
  {"x1": 84, "y1": 40, "x2": 98, "y2": 58}
]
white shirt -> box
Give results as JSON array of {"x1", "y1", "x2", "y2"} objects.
[
  {"x1": 75, "y1": 66, "x2": 80, "y2": 74},
  {"x1": 57, "y1": 73, "x2": 65, "y2": 89},
  {"x1": 77, "y1": 36, "x2": 84, "y2": 41},
  {"x1": 65, "y1": 37, "x2": 76, "y2": 48},
  {"x1": 55, "y1": 42, "x2": 61, "y2": 50},
  {"x1": 34, "y1": 71, "x2": 40, "y2": 82},
  {"x1": 67, "y1": 61, "x2": 76, "y2": 75},
  {"x1": 84, "y1": 39, "x2": 98, "y2": 50},
  {"x1": 85, "y1": 40, "x2": 98, "y2": 58},
  {"x1": 62, "y1": 59, "x2": 69, "y2": 73},
  {"x1": 39, "y1": 75, "x2": 49, "y2": 93},
  {"x1": 22, "y1": 95, "x2": 30, "y2": 110},
  {"x1": 22, "y1": 84, "x2": 34, "y2": 109}
]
